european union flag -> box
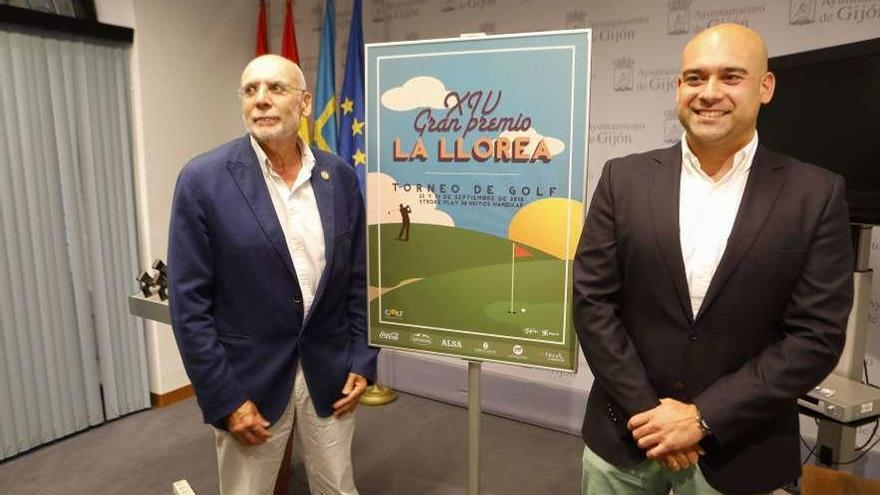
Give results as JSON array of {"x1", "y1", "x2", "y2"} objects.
[
  {"x1": 314, "y1": 0, "x2": 337, "y2": 153},
  {"x1": 339, "y1": 0, "x2": 366, "y2": 196}
]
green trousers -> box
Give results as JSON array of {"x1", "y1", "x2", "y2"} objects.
[{"x1": 582, "y1": 444, "x2": 772, "y2": 495}]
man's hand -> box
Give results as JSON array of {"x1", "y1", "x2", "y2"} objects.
[
  {"x1": 332, "y1": 372, "x2": 368, "y2": 418},
  {"x1": 628, "y1": 398, "x2": 706, "y2": 459},
  {"x1": 659, "y1": 445, "x2": 705, "y2": 471},
  {"x1": 226, "y1": 400, "x2": 272, "y2": 446}
]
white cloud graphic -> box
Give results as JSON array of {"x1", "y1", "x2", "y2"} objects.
[
  {"x1": 496, "y1": 127, "x2": 566, "y2": 158},
  {"x1": 367, "y1": 172, "x2": 455, "y2": 227},
  {"x1": 380, "y1": 76, "x2": 456, "y2": 112}
]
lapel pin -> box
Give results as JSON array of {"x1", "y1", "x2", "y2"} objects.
[{"x1": 320, "y1": 170, "x2": 330, "y2": 181}]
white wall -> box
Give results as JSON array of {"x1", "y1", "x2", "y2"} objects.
[{"x1": 96, "y1": 0, "x2": 257, "y2": 395}]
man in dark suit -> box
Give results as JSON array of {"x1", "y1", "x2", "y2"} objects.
[
  {"x1": 573, "y1": 24, "x2": 853, "y2": 494},
  {"x1": 168, "y1": 54, "x2": 375, "y2": 495}
]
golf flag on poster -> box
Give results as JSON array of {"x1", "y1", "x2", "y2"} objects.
[
  {"x1": 255, "y1": 0, "x2": 268, "y2": 56},
  {"x1": 365, "y1": 31, "x2": 592, "y2": 372},
  {"x1": 281, "y1": 0, "x2": 310, "y2": 145},
  {"x1": 339, "y1": 0, "x2": 366, "y2": 196},
  {"x1": 313, "y1": 0, "x2": 338, "y2": 153}
]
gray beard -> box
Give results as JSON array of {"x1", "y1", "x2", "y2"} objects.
[{"x1": 241, "y1": 115, "x2": 293, "y2": 142}]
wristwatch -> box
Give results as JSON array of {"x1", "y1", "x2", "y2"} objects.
[{"x1": 695, "y1": 407, "x2": 712, "y2": 436}]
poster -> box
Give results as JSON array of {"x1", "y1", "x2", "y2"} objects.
[{"x1": 365, "y1": 30, "x2": 591, "y2": 371}]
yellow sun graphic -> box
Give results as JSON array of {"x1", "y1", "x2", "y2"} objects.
[{"x1": 507, "y1": 198, "x2": 584, "y2": 260}]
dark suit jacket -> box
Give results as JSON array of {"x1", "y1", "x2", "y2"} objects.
[
  {"x1": 168, "y1": 135, "x2": 377, "y2": 428},
  {"x1": 573, "y1": 143, "x2": 853, "y2": 494}
]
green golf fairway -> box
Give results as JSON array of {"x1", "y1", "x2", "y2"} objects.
[{"x1": 369, "y1": 223, "x2": 570, "y2": 343}]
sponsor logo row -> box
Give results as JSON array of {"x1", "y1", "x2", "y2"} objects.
[{"x1": 374, "y1": 329, "x2": 567, "y2": 363}]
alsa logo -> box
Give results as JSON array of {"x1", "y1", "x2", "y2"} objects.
[
  {"x1": 441, "y1": 339, "x2": 463, "y2": 348},
  {"x1": 378, "y1": 331, "x2": 399, "y2": 341}
]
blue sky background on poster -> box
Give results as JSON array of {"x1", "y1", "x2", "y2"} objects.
[{"x1": 374, "y1": 45, "x2": 580, "y2": 238}]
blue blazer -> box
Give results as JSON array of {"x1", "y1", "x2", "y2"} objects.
[{"x1": 168, "y1": 135, "x2": 377, "y2": 428}]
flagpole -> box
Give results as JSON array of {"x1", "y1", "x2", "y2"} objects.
[{"x1": 509, "y1": 242, "x2": 516, "y2": 314}]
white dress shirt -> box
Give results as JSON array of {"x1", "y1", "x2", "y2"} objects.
[
  {"x1": 250, "y1": 136, "x2": 325, "y2": 319},
  {"x1": 679, "y1": 132, "x2": 758, "y2": 317}
]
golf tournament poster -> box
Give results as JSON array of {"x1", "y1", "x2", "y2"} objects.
[{"x1": 365, "y1": 30, "x2": 591, "y2": 371}]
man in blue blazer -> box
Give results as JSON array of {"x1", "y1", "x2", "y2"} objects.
[{"x1": 168, "y1": 54, "x2": 376, "y2": 495}]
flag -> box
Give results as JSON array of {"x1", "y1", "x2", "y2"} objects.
[
  {"x1": 338, "y1": 0, "x2": 366, "y2": 196},
  {"x1": 313, "y1": 0, "x2": 338, "y2": 153},
  {"x1": 255, "y1": 0, "x2": 268, "y2": 56},
  {"x1": 281, "y1": 0, "x2": 310, "y2": 145},
  {"x1": 280, "y1": 0, "x2": 300, "y2": 62},
  {"x1": 513, "y1": 244, "x2": 533, "y2": 258}
]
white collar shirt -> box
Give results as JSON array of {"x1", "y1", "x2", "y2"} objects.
[
  {"x1": 679, "y1": 131, "x2": 759, "y2": 318},
  {"x1": 250, "y1": 135, "x2": 325, "y2": 320}
]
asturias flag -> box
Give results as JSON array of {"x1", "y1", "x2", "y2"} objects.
[
  {"x1": 338, "y1": 0, "x2": 366, "y2": 196},
  {"x1": 314, "y1": 0, "x2": 338, "y2": 153},
  {"x1": 281, "y1": 0, "x2": 310, "y2": 145}
]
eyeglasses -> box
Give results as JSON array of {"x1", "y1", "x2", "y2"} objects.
[{"x1": 237, "y1": 81, "x2": 306, "y2": 99}]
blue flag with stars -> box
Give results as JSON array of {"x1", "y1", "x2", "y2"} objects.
[{"x1": 338, "y1": 0, "x2": 366, "y2": 197}]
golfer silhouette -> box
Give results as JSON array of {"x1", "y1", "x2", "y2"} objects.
[{"x1": 398, "y1": 204, "x2": 411, "y2": 241}]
